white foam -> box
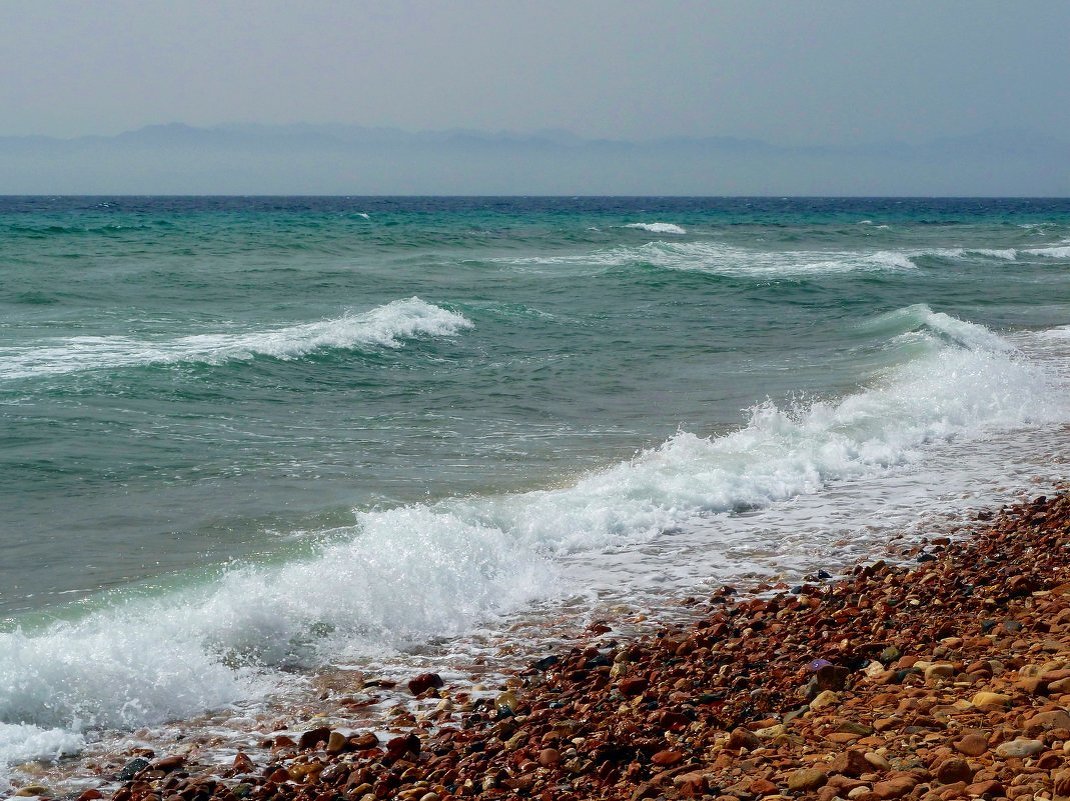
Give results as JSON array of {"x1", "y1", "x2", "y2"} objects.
[
  {"x1": 498, "y1": 241, "x2": 919, "y2": 276},
  {"x1": 625, "y1": 223, "x2": 687, "y2": 234},
  {"x1": 0, "y1": 298, "x2": 472, "y2": 380},
  {"x1": 1, "y1": 309, "x2": 1064, "y2": 776},
  {"x1": 0, "y1": 724, "x2": 84, "y2": 768},
  {"x1": 1023, "y1": 245, "x2": 1070, "y2": 258}
]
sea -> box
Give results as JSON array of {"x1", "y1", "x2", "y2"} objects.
[{"x1": 2, "y1": 196, "x2": 1070, "y2": 790}]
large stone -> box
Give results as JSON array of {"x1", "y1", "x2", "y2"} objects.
[
  {"x1": 787, "y1": 769, "x2": 828, "y2": 792},
  {"x1": 150, "y1": 755, "x2": 185, "y2": 773},
  {"x1": 407, "y1": 672, "x2": 444, "y2": 696},
  {"x1": 953, "y1": 733, "x2": 989, "y2": 756},
  {"x1": 117, "y1": 758, "x2": 150, "y2": 781},
  {"x1": 298, "y1": 726, "x2": 331, "y2": 750},
  {"x1": 935, "y1": 758, "x2": 975, "y2": 784},
  {"x1": 1026, "y1": 709, "x2": 1070, "y2": 733},
  {"x1": 863, "y1": 752, "x2": 890, "y2": 772},
  {"x1": 727, "y1": 726, "x2": 761, "y2": 751},
  {"x1": 1053, "y1": 770, "x2": 1070, "y2": 797},
  {"x1": 810, "y1": 690, "x2": 840, "y2": 711},
  {"x1": 816, "y1": 664, "x2": 852, "y2": 691},
  {"x1": 651, "y1": 749, "x2": 683, "y2": 766},
  {"x1": 994, "y1": 738, "x2": 1044, "y2": 758},
  {"x1": 618, "y1": 676, "x2": 648, "y2": 696},
  {"x1": 872, "y1": 776, "x2": 917, "y2": 799},
  {"x1": 924, "y1": 663, "x2": 955, "y2": 680},
  {"x1": 965, "y1": 779, "x2": 1004, "y2": 798},
  {"x1": 538, "y1": 748, "x2": 560, "y2": 767},
  {"x1": 971, "y1": 691, "x2": 1011, "y2": 709},
  {"x1": 829, "y1": 750, "x2": 873, "y2": 778}
]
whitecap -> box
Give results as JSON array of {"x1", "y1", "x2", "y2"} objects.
[
  {"x1": 624, "y1": 222, "x2": 687, "y2": 234},
  {"x1": 0, "y1": 298, "x2": 472, "y2": 380}
]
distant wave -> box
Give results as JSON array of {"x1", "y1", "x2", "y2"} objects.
[
  {"x1": 1023, "y1": 245, "x2": 1070, "y2": 258},
  {"x1": 625, "y1": 222, "x2": 686, "y2": 234},
  {"x1": 497, "y1": 238, "x2": 1070, "y2": 277},
  {"x1": 0, "y1": 298, "x2": 472, "y2": 380},
  {"x1": 498, "y1": 241, "x2": 917, "y2": 276}
]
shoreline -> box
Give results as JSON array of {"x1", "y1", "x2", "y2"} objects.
[{"x1": 24, "y1": 485, "x2": 1066, "y2": 801}]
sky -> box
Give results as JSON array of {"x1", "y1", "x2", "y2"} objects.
[{"x1": 4, "y1": 0, "x2": 1069, "y2": 146}]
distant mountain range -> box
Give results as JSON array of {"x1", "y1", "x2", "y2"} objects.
[{"x1": 1, "y1": 123, "x2": 1067, "y2": 195}]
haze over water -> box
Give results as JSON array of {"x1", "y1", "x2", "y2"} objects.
[{"x1": 2, "y1": 196, "x2": 1070, "y2": 786}]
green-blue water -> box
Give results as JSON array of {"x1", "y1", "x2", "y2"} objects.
[{"x1": 1, "y1": 196, "x2": 1070, "y2": 775}]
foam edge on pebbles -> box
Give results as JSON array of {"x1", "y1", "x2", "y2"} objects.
[{"x1": 18, "y1": 485, "x2": 1070, "y2": 801}]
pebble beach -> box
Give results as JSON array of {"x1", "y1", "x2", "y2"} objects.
[{"x1": 28, "y1": 486, "x2": 1069, "y2": 801}]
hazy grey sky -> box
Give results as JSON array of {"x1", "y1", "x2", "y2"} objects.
[{"x1": 3, "y1": 0, "x2": 1068, "y2": 145}]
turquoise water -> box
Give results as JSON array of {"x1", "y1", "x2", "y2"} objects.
[{"x1": 2, "y1": 196, "x2": 1070, "y2": 775}]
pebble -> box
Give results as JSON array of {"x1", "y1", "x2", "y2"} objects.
[
  {"x1": 809, "y1": 689, "x2": 839, "y2": 710},
  {"x1": 970, "y1": 691, "x2": 1012, "y2": 709},
  {"x1": 994, "y1": 738, "x2": 1045, "y2": 758},
  {"x1": 953, "y1": 733, "x2": 989, "y2": 756},
  {"x1": 787, "y1": 769, "x2": 827, "y2": 791}
]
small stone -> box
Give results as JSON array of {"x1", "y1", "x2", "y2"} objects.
[
  {"x1": 755, "y1": 724, "x2": 787, "y2": 738},
  {"x1": 673, "y1": 771, "x2": 710, "y2": 794},
  {"x1": 935, "y1": 758, "x2": 975, "y2": 784},
  {"x1": 352, "y1": 731, "x2": 379, "y2": 750},
  {"x1": 618, "y1": 676, "x2": 648, "y2": 696},
  {"x1": 297, "y1": 726, "x2": 331, "y2": 750},
  {"x1": 496, "y1": 689, "x2": 518, "y2": 712},
  {"x1": 788, "y1": 769, "x2": 828, "y2": 792},
  {"x1": 727, "y1": 726, "x2": 761, "y2": 750},
  {"x1": 953, "y1": 734, "x2": 989, "y2": 756},
  {"x1": 965, "y1": 779, "x2": 1004, "y2": 798},
  {"x1": 971, "y1": 691, "x2": 1011, "y2": 709},
  {"x1": 419, "y1": 794, "x2": 440, "y2": 801},
  {"x1": 407, "y1": 672, "x2": 444, "y2": 696},
  {"x1": 14, "y1": 787, "x2": 51, "y2": 798},
  {"x1": 749, "y1": 777, "x2": 778, "y2": 795},
  {"x1": 77, "y1": 791, "x2": 103, "y2": 801},
  {"x1": 872, "y1": 776, "x2": 916, "y2": 799},
  {"x1": 538, "y1": 747, "x2": 560, "y2": 767},
  {"x1": 810, "y1": 690, "x2": 840, "y2": 710},
  {"x1": 1053, "y1": 770, "x2": 1070, "y2": 796},
  {"x1": 925, "y1": 663, "x2": 955, "y2": 680},
  {"x1": 994, "y1": 738, "x2": 1044, "y2": 758},
  {"x1": 829, "y1": 749, "x2": 873, "y2": 778},
  {"x1": 150, "y1": 755, "x2": 185, "y2": 773},
  {"x1": 863, "y1": 752, "x2": 890, "y2": 771},
  {"x1": 326, "y1": 731, "x2": 348, "y2": 755},
  {"x1": 117, "y1": 758, "x2": 150, "y2": 781},
  {"x1": 651, "y1": 749, "x2": 684, "y2": 766},
  {"x1": 385, "y1": 733, "x2": 420, "y2": 760}
]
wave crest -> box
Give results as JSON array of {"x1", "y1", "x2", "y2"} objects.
[
  {"x1": 625, "y1": 222, "x2": 687, "y2": 234},
  {"x1": 0, "y1": 298, "x2": 472, "y2": 380}
]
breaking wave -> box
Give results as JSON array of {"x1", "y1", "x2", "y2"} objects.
[
  {"x1": 0, "y1": 308, "x2": 1064, "y2": 774},
  {"x1": 0, "y1": 298, "x2": 472, "y2": 380}
]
